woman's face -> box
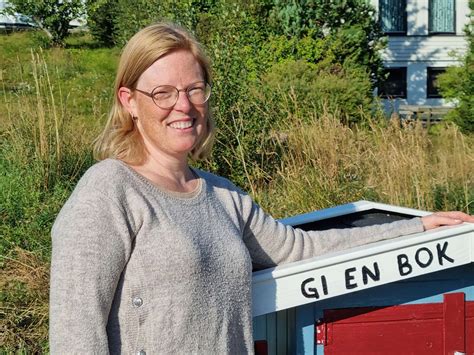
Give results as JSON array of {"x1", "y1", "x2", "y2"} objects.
[{"x1": 125, "y1": 49, "x2": 208, "y2": 161}]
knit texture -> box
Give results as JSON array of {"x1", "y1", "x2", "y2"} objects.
[{"x1": 49, "y1": 159, "x2": 424, "y2": 354}]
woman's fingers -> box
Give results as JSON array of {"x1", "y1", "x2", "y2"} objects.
[
  {"x1": 421, "y1": 211, "x2": 474, "y2": 231},
  {"x1": 431, "y1": 211, "x2": 474, "y2": 221}
]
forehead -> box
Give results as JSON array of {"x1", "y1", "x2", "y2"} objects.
[{"x1": 139, "y1": 49, "x2": 204, "y2": 87}]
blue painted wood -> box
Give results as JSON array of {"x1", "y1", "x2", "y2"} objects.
[
  {"x1": 266, "y1": 312, "x2": 277, "y2": 355},
  {"x1": 253, "y1": 315, "x2": 267, "y2": 341},
  {"x1": 287, "y1": 308, "x2": 296, "y2": 354},
  {"x1": 295, "y1": 303, "x2": 315, "y2": 355},
  {"x1": 276, "y1": 310, "x2": 287, "y2": 355}
]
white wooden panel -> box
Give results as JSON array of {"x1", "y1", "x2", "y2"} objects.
[{"x1": 383, "y1": 36, "x2": 468, "y2": 62}]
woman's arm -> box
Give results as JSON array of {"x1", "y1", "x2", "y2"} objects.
[
  {"x1": 49, "y1": 188, "x2": 134, "y2": 354},
  {"x1": 241, "y1": 195, "x2": 473, "y2": 267}
]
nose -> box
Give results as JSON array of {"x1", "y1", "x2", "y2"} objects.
[{"x1": 173, "y1": 90, "x2": 192, "y2": 112}]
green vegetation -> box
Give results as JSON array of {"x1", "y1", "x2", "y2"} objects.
[
  {"x1": 1, "y1": 3, "x2": 473, "y2": 351},
  {"x1": 1, "y1": 32, "x2": 114, "y2": 351},
  {"x1": 3, "y1": 0, "x2": 84, "y2": 46},
  {"x1": 438, "y1": 0, "x2": 474, "y2": 133}
]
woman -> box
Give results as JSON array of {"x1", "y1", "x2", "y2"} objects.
[{"x1": 49, "y1": 22, "x2": 473, "y2": 354}]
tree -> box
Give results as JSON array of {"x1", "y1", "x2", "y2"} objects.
[
  {"x1": 267, "y1": 0, "x2": 385, "y2": 86},
  {"x1": 438, "y1": 0, "x2": 474, "y2": 133},
  {"x1": 4, "y1": 0, "x2": 84, "y2": 46},
  {"x1": 86, "y1": 0, "x2": 119, "y2": 46}
]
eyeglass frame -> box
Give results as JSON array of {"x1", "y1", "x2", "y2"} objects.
[{"x1": 133, "y1": 81, "x2": 212, "y2": 109}]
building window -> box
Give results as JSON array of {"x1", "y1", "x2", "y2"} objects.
[
  {"x1": 429, "y1": 0, "x2": 455, "y2": 33},
  {"x1": 379, "y1": 0, "x2": 407, "y2": 34},
  {"x1": 379, "y1": 68, "x2": 407, "y2": 98},
  {"x1": 427, "y1": 67, "x2": 446, "y2": 98}
]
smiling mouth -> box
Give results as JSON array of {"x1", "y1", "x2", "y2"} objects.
[{"x1": 169, "y1": 119, "x2": 194, "y2": 129}]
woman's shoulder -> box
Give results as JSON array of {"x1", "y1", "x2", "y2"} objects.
[
  {"x1": 194, "y1": 168, "x2": 243, "y2": 194},
  {"x1": 71, "y1": 158, "x2": 135, "y2": 200},
  {"x1": 81, "y1": 158, "x2": 127, "y2": 181},
  {"x1": 79, "y1": 158, "x2": 132, "y2": 185}
]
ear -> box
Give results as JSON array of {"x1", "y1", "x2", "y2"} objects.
[{"x1": 118, "y1": 87, "x2": 137, "y2": 116}]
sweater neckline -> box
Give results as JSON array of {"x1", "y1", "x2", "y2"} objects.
[{"x1": 112, "y1": 159, "x2": 205, "y2": 201}]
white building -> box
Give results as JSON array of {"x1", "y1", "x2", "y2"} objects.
[
  {"x1": 371, "y1": 0, "x2": 470, "y2": 113},
  {"x1": 0, "y1": 0, "x2": 36, "y2": 30}
]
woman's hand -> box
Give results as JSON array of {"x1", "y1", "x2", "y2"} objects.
[{"x1": 421, "y1": 211, "x2": 474, "y2": 231}]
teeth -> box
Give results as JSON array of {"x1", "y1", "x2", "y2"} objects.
[{"x1": 169, "y1": 120, "x2": 193, "y2": 129}]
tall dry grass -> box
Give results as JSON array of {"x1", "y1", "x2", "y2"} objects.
[
  {"x1": 1, "y1": 248, "x2": 49, "y2": 352},
  {"x1": 1, "y1": 51, "x2": 95, "y2": 352},
  {"x1": 256, "y1": 112, "x2": 474, "y2": 218},
  {"x1": 2, "y1": 49, "x2": 94, "y2": 192}
]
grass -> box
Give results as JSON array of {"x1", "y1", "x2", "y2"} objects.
[
  {"x1": 1, "y1": 32, "x2": 107, "y2": 351},
  {"x1": 255, "y1": 114, "x2": 473, "y2": 218},
  {"x1": 0, "y1": 31, "x2": 473, "y2": 352},
  {"x1": 1, "y1": 248, "x2": 49, "y2": 352}
]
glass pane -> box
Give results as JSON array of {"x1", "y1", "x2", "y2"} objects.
[
  {"x1": 379, "y1": 0, "x2": 407, "y2": 33},
  {"x1": 379, "y1": 68, "x2": 407, "y2": 98},
  {"x1": 427, "y1": 67, "x2": 445, "y2": 98},
  {"x1": 429, "y1": 0, "x2": 455, "y2": 33}
]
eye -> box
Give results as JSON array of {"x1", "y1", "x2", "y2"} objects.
[
  {"x1": 153, "y1": 87, "x2": 175, "y2": 100},
  {"x1": 188, "y1": 83, "x2": 206, "y2": 96},
  {"x1": 188, "y1": 87, "x2": 205, "y2": 96}
]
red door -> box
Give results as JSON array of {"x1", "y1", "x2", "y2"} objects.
[{"x1": 316, "y1": 293, "x2": 473, "y2": 354}]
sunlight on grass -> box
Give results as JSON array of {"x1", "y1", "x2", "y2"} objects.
[{"x1": 1, "y1": 31, "x2": 473, "y2": 352}]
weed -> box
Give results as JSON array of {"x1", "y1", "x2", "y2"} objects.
[{"x1": 1, "y1": 248, "x2": 50, "y2": 353}]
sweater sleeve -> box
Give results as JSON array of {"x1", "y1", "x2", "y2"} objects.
[
  {"x1": 241, "y1": 196, "x2": 425, "y2": 267},
  {"x1": 49, "y1": 187, "x2": 135, "y2": 354}
]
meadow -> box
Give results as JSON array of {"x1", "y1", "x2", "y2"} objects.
[{"x1": 1, "y1": 31, "x2": 473, "y2": 352}]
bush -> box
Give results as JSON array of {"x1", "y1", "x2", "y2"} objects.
[
  {"x1": 259, "y1": 59, "x2": 373, "y2": 124},
  {"x1": 86, "y1": 0, "x2": 119, "y2": 46},
  {"x1": 113, "y1": 0, "x2": 216, "y2": 46},
  {"x1": 267, "y1": 0, "x2": 385, "y2": 85},
  {"x1": 437, "y1": 1, "x2": 474, "y2": 133}
]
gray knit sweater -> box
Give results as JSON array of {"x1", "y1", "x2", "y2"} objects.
[{"x1": 49, "y1": 159, "x2": 424, "y2": 354}]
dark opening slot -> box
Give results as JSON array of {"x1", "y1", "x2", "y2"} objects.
[{"x1": 293, "y1": 209, "x2": 416, "y2": 231}]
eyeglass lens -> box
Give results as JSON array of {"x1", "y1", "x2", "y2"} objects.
[{"x1": 152, "y1": 82, "x2": 211, "y2": 109}]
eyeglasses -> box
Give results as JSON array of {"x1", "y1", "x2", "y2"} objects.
[{"x1": 134, "y1": 81, "x2": 211, "y2": 109}]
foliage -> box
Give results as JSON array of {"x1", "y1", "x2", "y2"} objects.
[
  {"x1": 259, "y1": 59, "x2": 373, "y2": 125},
  {"x1": 267, "y1": 0, "x2": 386, "y2": 85},
  {"x1": 438, "y1": 0, "x2": 474, "y2": 133},
  {"x1": 1, "y1": 31, "x2": 473, "y2": 352},
  {"x1": 1, "y1": 44, "x2": 97, "y2": 351},
  {"x1": 83, "y1": 0, "x2": 385, "y2": 190},
  {"x1": 189, "y1": 1, "x2": 280, "y2": 189},
  {"x1": 85, "y1": 0, "x2": 119, "y2": 46},
  {"x1": 3, "y1": 0, "x2": 84, "y2": 46},
  {"x1": 112, "y1": 0, "x2": 217, "y2": 46}
]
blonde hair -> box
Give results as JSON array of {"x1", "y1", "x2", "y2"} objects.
[{"x1": 94, "y1": 22, "x2": 214, "y2": 164}]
